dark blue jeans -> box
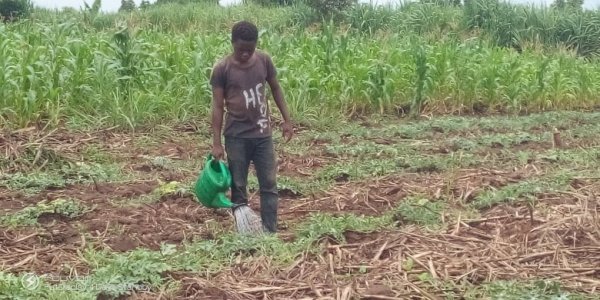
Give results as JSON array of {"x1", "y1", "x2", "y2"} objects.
[{"x1": 224, "y1": 136, "x2": 278, "y2": 233}]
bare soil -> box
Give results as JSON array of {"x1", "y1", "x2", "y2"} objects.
[
  {"x1": 170, "y1": 187, "x2": 600, "y2": 299},
  {"x1": 1, "y1": 120, "x2": 599, "y2": 298}
]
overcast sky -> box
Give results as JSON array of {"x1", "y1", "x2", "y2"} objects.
[{"x1": 32, "y1": 0, "x2": 599, "y2": 12}]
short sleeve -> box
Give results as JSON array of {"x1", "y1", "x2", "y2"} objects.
[
  {"x1": 264, "y1": 53, "x2": 277, "y2": 81},
  {"x1": 210, "y1": 61, "x2": 226, "y2": 88}
]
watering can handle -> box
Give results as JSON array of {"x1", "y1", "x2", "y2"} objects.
[
  {"x1": 207, "y1": 152, "x2": 225, "y2": 162},
  {"x1": 207, "y1": 153, "x2": 220, "y2": 162},
  {"x1": 206, "y1": 153, "x2": 230, "y2": 176}
]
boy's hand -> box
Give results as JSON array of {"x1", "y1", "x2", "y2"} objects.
[
  {"x1": 281, "y1": 121, "x2": 293, "y2": 142},
  {"x1": 211, "y1": 144, "x2": 225, "y2": 161}
]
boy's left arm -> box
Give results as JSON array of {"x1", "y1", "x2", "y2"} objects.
[{"x1": 267, "y1": 73, "x2": 293, "y2": 142}]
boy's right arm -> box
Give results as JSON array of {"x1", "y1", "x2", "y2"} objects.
[{"x1": 211, "y1": 85, "x2": 225, "y2": 160}]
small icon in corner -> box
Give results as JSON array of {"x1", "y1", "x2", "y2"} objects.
[{"x1": 21, "y1": 273, "x2": 40, "y2": 290}]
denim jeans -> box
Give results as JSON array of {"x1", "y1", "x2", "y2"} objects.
[{"x1": 224, "y1": 136, "x2": 278, "y2": 233}]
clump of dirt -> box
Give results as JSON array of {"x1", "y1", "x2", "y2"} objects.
[
  {"x1": 278, "y1": 188, "x2": 303, "y2": 199},
  {"x1": 37, "y1": 212, "x2": 73, "y2": 224},
  {"x1": 277, "y1": 154, "x2": 327, "y2": 178},
  {"x1": 40, "y1": 221, "x2": 80, "y2": 245},
  {"x1": 0, "y1": 189, "x2": 33, "y2": 214},
  {"x1": 108, "y1": 235, "x2": 139, "y2": 252}
]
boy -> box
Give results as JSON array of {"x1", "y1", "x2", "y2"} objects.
[{"x1": 209, "y1": 20, "x2": 293, "y2": 233}]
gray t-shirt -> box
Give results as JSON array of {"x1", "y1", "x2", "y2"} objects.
[{"x1": 210, "y1": 50, "x2": 277, "y2": 138}]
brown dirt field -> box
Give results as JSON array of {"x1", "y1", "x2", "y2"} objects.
[
  {"x1": 474, "y1": 135, "x2": 599, "y2": 157},
  {"x1": 0, "y1": 189, "x2": 31, "y2": 213},
  {"x1": 2, "y1": 121, "x2": 600, "y2": 299},
  {"x1": 277, "y1": 167, "x2": 537, "y2": 221},
  {"x1": 1, "y1": 166, "x2": 535, "y2": 278},
  {"x1": 277, "y1": 154, "x2": 328, "y2": 178},
  {"x1": 165, "y1": 188, "x2": 600, "y2": 299},
  {"x1": 0, "y1": 179, "x2": 229, "y2": 276},
  {"x1": 1, "y1": 126, "x2": 210, "y2": 172},
  {"x1": 0, "y1": 145, "x2": 548, "y2": 280},
  {"x1": 0, "y1": 181, "x2": 159, "y2": 215},
  {"x1": 0, "y1": 128, "x2": 331, "y2": 278}
]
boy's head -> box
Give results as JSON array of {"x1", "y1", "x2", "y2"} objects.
[{"x1": 231, "y1": 20, "x2": 258, "y2": 63}]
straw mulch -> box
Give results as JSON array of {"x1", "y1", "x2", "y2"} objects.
[{"x1": 170, "y1": 183, "x2": 599, "y2": 300}]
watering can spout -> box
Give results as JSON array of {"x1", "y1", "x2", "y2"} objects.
[{"x1": 214, "y1": 193, "x2": 233, "y2": 208}]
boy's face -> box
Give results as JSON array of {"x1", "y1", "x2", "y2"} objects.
[{"x1": 232, "y1": 39, "x2": 256, "y2": 63}]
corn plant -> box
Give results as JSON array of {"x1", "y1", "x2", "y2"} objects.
[{"x1": 2, "y1": 1, "x2": 600, "y2": 129}]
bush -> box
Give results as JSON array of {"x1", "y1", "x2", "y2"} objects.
[
  {"x1": 306, "y1": 0, "x2": 357, "y2": 19},
  {"x1": 154, "y1": 0, "x2": 218, "y2": 5},
  {"x1": 119, "y1": 0, "x2": 136, "y2": 12},
  {"x1": 0, "y1": 0, "x2": 31, "y2": 22},
  {"x1": 247, "y1": 0, "x2": 297, "y2": 5},
  {"x1": 140, "y1": 0, "x2": 152, "y2": 9}
]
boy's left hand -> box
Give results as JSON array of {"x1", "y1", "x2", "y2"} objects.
[{"x1": 281, "y1": 121, "x2": 293, "y2": 142}]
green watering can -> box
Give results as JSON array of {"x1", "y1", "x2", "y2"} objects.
[{"x1": 194, "y1": 154, "x2": 233, "y2": 208}]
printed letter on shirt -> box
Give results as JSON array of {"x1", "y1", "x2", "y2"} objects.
[
  {"x1": 242, "y1": 83, "x2": 269, "y2": 134},
  {"x1": 244, "y1": 88, "x2": 256, "y2": 109},
  {"x1": 254, "y1": 83, "x2": 268, "y2": 133}
]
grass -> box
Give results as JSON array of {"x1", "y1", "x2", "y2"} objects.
[
  {"x1": 0, "y1": 212, "x2": 395, "y2": 299},
  {"x1": 1, "y1": 111, "x2": 600, "y2": 298},
  {"x1": 472, "y1": 146, "x2": 600, "y2": 208},
  {"x1": 295, "y1": 111, "x2": 600, "y2": 147},
  {"x1": 316, "y1": 152, "x2": 479, "y2": 181},
  {"x1": 472, "y1": 280, "x2": 596, "y2": 300},
  {"x1": 0, "y1": 162, "x2": 126, "y2": 195},
  {"x1": 472, "y1": 170, "x2": 575, "y2": 209},
  {"x1": 110, "y1": 180, "x2": 191, "y2": 207},
  {"x1": 0, "y1": 198, "x2": 88, "y2": 228},
  {"x1": 1, "y1": 207, "x2": 595, "y2": 299},
  {"x1": 248, "y1": 111, "x2": 600, "y2": 198},
  {"x1": 3, "y1": 268, "x2": 589, "y2": 299},
  {"x1": 393, "y1": 196, "x2": 447, "y2": 229}
]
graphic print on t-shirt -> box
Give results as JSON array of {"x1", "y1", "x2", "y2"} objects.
[
  {"x1": 210, "y1": 50, "x2": 277, "y2": 138},
  {"x1": 243, "y1": 82, "x2": 269, "y2": 134}
]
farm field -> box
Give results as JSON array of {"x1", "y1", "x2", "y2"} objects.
[
  {"x1": 2, "y1": 0, "x2": 600, "y2": 299},
  {"x1": 2, "y1": 111, "x2": 600, "y2": 299}
]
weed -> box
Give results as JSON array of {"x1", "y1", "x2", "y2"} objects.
[
  {"x1": 0, "y1": 172, "x2": 66, "y2": 194},
  {"x1": 111, "y1": 180, "x2": 191, "y2": 207},
  {"x1": 81, "y1": 145, "x2": 114, "y2": 164},
  {"x1": 474, "y1": 280, "x2": 593, "y2": 300},
  {"x1": 472, "y1": 171, "x2": 574, "y2": 209},
  {"x1": 0, "y1": 210, "x2": 398, "y2": 298},
  {"x1": 0, "y1": 162, "x2": 125, "y2": 194},
  {"x1": 83, "y1": 248, "x2": 171, "y2": 298},
  {"x1": 294, "y1": 213, "x2": 393, "y2": 243},
  {"x1": 393, "y1": 196, "x2": 446, "y2": 229},
  {"x1": 324, "y1": 141, "x2": 415, "y2": 158},
  {"x1": 0, "y1": 198, "x2": 88, "y2": 228},
  {"x1": 0, "y1": 271, "x2": 50, "y2": 300}
]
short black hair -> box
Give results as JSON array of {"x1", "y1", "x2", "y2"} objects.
[{"x1": 231, "y1": 20, "x2": 258, "y2": 43}]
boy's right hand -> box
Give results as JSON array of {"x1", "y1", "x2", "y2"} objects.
[{"x1": 211, "y1": 144, "x2": 224, "y2": 161}]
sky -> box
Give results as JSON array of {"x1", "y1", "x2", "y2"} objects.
[{"x1": 32, "y1": 0, "x2": 599, "y2": 12}]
